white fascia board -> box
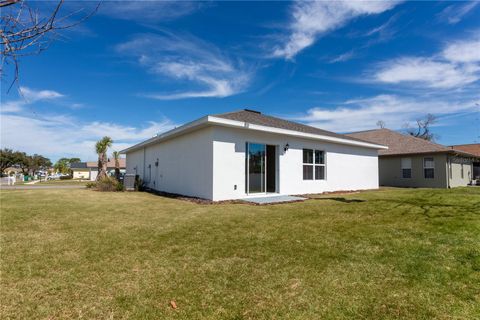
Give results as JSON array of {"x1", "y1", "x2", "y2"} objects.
[
  {"x1": 207, "y1": 116, "x2": 388, "y2": 150},
  {"x1": 121, "y1": 115, "x2": 387, "y2": 154}
]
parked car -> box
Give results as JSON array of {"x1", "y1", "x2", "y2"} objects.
[{"x1": 47, "y1": 174, "x2": 61, "y2": 180}]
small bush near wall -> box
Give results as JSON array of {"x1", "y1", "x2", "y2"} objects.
[
  {"x1": 59, "y1": 175, "x2": 73, "y2": 180},
  {"x1": 96, "y1": 177, "x2": 124, "y2": 192},
  {"x1": 135, "y1": 176, "x2": 146, "y2": 191},
  {"x1": 85, "y1": 182, "x2": 96, "y2": 189}
]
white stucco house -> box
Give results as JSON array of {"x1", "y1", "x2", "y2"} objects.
[{"x1": 121, "y1": 109, "x2": 387, "y2": 201}]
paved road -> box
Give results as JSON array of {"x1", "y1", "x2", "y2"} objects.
[{"x1": 0, "y1": 185, "x2": 86, "y2": 190}]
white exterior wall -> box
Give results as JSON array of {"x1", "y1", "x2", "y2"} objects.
[
  {"x1": 90, "y1": 170, "x2": 98, "y2": 181},
  {"x1": 126, "y1": 125, "x2": 380, "y2": 201},
  {"x1": 449, "y1": 157, "x2": 473, "y2": 188},
  {"x1": 126, "y1": 127, "x2": 214, "y2": 199},
  {"x1": 126, "y1": 148, "x2": 145, "y2": 179},
  {"x1": 72, "y1": 169, "x2": 90, "y2": 180},
  {"x1": 211, "y1": 127, "x2": 379, "y2": 201}
]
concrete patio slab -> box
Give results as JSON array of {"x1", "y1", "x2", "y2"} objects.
[{"x1": 242, "y1": 195, "x2": 307, "y2": 204}]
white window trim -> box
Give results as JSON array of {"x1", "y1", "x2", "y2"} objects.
[
  {"x1": 401, "y1": 157, "x2": 412, "y2": 179},
  {"x1": 302, "y1": 149, "x2": 326, "y2": 181},
  {"x1": 302, "y1": 149, "x2": 314, "y2": 181},
  {"x1": 423, "y1": 157, "x2": 435, "y2": 179}
]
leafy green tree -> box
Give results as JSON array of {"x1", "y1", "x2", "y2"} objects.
[
  {"x1": 1, "y1": 149, "x2": 51, "y2": 177},
  {"x1": 54, "y1": 158, "x2": 70, "y2": 174},
  {"x1": 0, "y1": 148, "x2": 17, "y2": 173},
  {"x1": 54, "y1": 157, "x2": 81, "y2": 174},
  {"x1": 95, "y1": 136, "x2": 113, "y2": 181},
  {"x1": 30, "y1": 154, "x2": 52, "y2": 176},
  {"x1": 14, "y1": 151, "x2": 31, "y2": 174}
]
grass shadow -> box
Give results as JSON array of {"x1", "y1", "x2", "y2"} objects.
[{"x1": 311, "y1": 197, "x2": 365, "y2": 203}]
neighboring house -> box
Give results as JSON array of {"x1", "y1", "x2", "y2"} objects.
[
  {"x1": 347, "y1": 129, "x2": 478, "y2": 188},
  {"x1": 71, "y1": 159, "x2": 126, "y2": 180},
  {"x1": 449, "y1": 144, "x2": 480, "y2": 180},
  {"x1": 70, "y1": 162, "x2": 90, "y2": 179},
  {"x1": 3, "y1": 166, "x2": 23, "y2": 176},
  {"x1": 121, "y1": 109, "x2": 387, "y2": 201}
]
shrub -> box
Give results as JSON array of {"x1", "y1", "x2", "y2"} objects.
[
  {"x1": 96, "y1": 177, "x2": 123, "y2": 192},
  {"x1": 116, "y1": 182, "x2": 125, "y2": 192},
  {"x1": 85, "y1": 182, "x2": 96, "y2": 189},
  {"x1": 60, "y1": 175, "x2": 73, "y2": 180},
  {"x1": 135, "y1": 176, "x2": 146, "y2": 191}
]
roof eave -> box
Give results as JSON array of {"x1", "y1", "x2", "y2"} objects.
[
  {"x1": 380, "y1": 149, "x2": 480, "y2": 158},
  {"x1": 207, "y1": 116, "x2": 388, "y2": 150},
  {"x1": 121, "y1": 115, "x2": 388, "y2": 153}
]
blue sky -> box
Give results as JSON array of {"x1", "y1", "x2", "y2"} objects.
[{"x1": 1, "y1": 0, "x2": 479, "y2": 161}]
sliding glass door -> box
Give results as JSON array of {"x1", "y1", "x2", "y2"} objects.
[{"x1": 247, "y1": 143, "x2": 266, "y2": 193}]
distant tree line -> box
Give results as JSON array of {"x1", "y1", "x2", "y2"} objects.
[{"x1": 0, "y1": 148, "x2": 52, "y2": 176}]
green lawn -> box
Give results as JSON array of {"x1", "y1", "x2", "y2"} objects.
[
  {"x1": 33, "y1": 179, "x2": 89, "y2": 186},
  {"x1": 1, "y1": 188, "x2": 479, "y2": 319}
]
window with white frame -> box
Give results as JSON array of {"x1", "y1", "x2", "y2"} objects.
[
  {"x1": 461, "y1": 163, "x2": 464, "y2": 179},
  {"x1": 424, "y1": 157, "x2": 435, "y2": 179},
  {"x1": 401, "y1": 157, "x2": 412, "y2": 179},
  {"x1": 303, "y1": 149, "x2": 326, "y2": 180}
]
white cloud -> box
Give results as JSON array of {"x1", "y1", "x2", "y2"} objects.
[
  {"x1": 81, "y1": 120, "x2": 175, "y2": 141},
  {"x1": 2, "y1": 101, "x2": 24, "y2": 113},
  {"x1": 99, "y1": 1, "x2": 203, "y2": 23},
  {"x1": 0, "y1": 112, "x2": 176, "y2": 162},
  {"x1": 1, "y1": 87, "x2": 64, "y2": 113},
  {"x1": 437, "y1": 2, "x2": 479, "y2": 25},
  {"x1": 293, "y1": 94, "x2": 479, "y2": 132},
  {"x1": 1, "y1": 86, "x2": 177, "y2": 161},
  {"x1": 273, "y1": 1, "x2": 400, "y2": 59},
  {"x1": 330, "y1": 51, "x2": 355, "y2": 63},
  {"x1": 374, "y1": 57, "x2": 479, "y2": 89},
  {"x1": 19, "y1": 86, "x2": 64, "y2": 101},
  {"x1": 372, "y1": 35, "x2": 480, "y2": 89},
  {"x1": 117, "y1": 33, "x2": 252, "y2": 99},
  {"x1": 442, "y1": 37, "x2": 480, "y2": 63}
]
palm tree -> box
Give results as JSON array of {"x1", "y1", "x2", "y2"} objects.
[
  {"x1": 112, "y1": 151, "x2": 121, "y2": 181},
  {"x1": 95, "y1": 136, "x2": 112, "y2": 181}
]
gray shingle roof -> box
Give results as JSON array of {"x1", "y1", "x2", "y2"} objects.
[
  {"x1": 70, "y1": 162, "x2": 88, "y2": 169},
  {"x1": 214, "y1": 109, "x2": 371, "y2": 144},
  {"x1": 347, "y1": 128, "x2": 458, "y2": 156}
]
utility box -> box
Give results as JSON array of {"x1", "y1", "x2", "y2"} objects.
[{"x1": 124, "y1": 174, "x2": 136, "y2": 191}]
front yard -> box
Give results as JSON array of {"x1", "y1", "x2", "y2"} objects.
[{"x1": 1, "y1": 187, "x2": 479, "y2": 319}]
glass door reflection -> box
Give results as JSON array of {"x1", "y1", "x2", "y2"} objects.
[{"x1": 248, "y1": 143, "x2": 265, "y2": 193}]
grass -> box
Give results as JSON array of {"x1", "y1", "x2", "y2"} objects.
[
  {"x1": 28, "y1": 179, "x2": 88, "y2": 186},
  {"x1": 1, "y1": 187, "x2": 479, "y2": 319}
]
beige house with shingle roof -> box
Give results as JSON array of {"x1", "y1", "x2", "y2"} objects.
[
  {"x1": 347, "y1": 129, "x2": 478, "y2": 188},
  {"x1": 71, "y1": 158, "x2": 126, "y2": 181}
]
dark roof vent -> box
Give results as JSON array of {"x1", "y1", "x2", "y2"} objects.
[{"x1": 244, "y1": 108, "x2": 261, "y2": 114}]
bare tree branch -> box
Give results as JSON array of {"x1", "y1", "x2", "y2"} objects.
[
  {"x1": 404, "y1": 114, "x2": 437, "y2": 141},
  {"x1": 376, "y1": 120, "x2": 386, "y2": 129},
  {"x1": 1, "y1": 0, "x2": 99, "y2": 91},
  {"x1": 0, "y1": 0, "x2": 21, "y2": 8}
]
